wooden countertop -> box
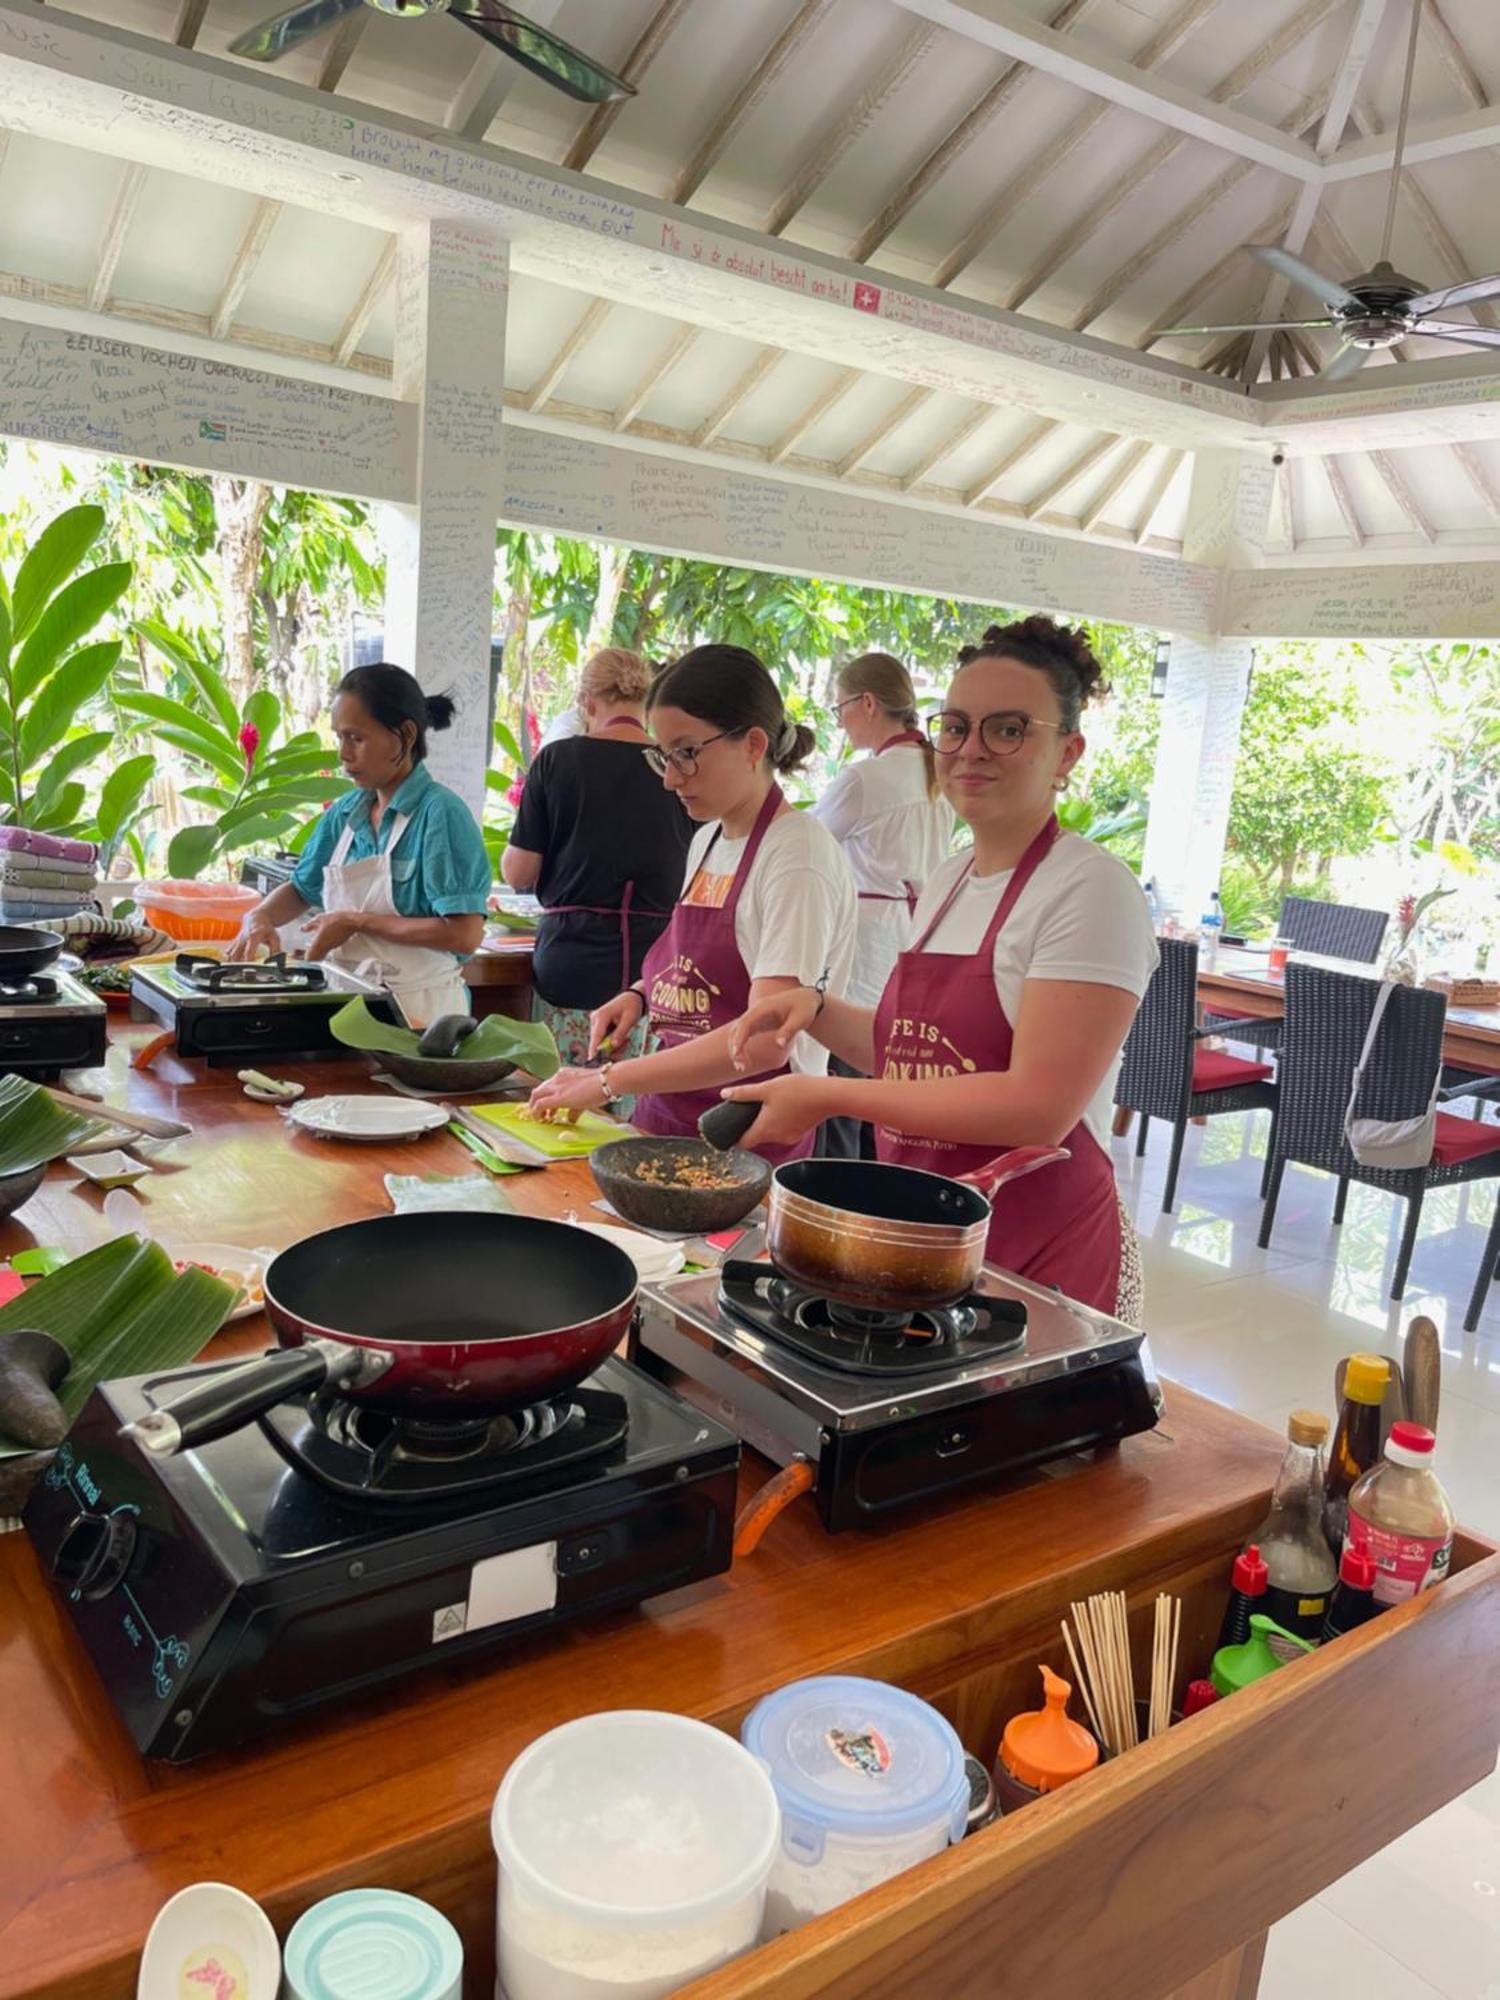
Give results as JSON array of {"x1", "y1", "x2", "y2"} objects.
[{"x1": 0, "y1": 1028, "x2": 1292, "y2": 1998}]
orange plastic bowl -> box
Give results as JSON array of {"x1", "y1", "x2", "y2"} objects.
[{"x1": 141, "y1": 879, "x2": 260, "y2": 942}]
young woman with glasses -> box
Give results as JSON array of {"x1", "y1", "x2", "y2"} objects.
[
  {"x1": 721, "y1": 616, "x2": 1158, "y2": 1316},
  {"x1": 526, "y1": 644, "x2": 857, "y2": 1161},
  {"x1": 811, "y1": 652, "x2": 955, "y2": 1159}
]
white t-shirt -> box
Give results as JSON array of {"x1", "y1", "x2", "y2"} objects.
[
  {"x1": 538, "y1": 707, "x2": 583, "y2": 751},
  {"x1": 905, "y1": 832, "x2": 1158, "y2": 1151},
  {"x1": 680, "y1": 807, "x2": 857, "y2": 1077},
  {"x1": 813, "y1": 743, "x2": 956, "y2": 1006}
]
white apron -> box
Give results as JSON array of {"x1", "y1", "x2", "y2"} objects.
[{"x1": 289, "y1": 808, "x2": 469, "y2": 1031}]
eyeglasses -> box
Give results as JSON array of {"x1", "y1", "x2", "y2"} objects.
[
  {"x1": 927, "y1": 710, "x2": 1067, "y2": 757},
  {"x1": 829, "y1": 693, "x2": 861, "y2": 716},
  {"x1": 643, "y1": 728, "x2": 744, "y2": 778}
]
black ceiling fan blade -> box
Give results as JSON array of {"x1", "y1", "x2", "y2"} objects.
[
  {"x1": 1414, "y1": 321, "x2": 1500, "y2": 349},
  {"x1": 1155, "y1": 318, "x2": 1337, "y2": 337},
  {"x1": 1251, "y1": 245, "x2": 1361, "y2": 314},
  {"x1": 450, "y1": 2, "x2": 636, "y2": 103},
  {"x1": 1320, "y1": 343, "x2": 1372, "y2": 382},
  {"x1": 229, "y1": 0, "x2": 365, "y2": 61},
  {"x1": 1406, "y1": 272, "x2": 1500, "y2": 316}
]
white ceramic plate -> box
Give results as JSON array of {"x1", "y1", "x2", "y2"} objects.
[
  {"x1": 287, "y1": 1095, "x2": 448, "y2": 1143},
  {"x1": 137, "y1": 1881, "x2": 280, "y2": 2000},
  {"x1": 565, "y1": 1217, "x2": 686, "y2": 1285},
  {"x1": 169, "y1": 1242, "x2": 273, "y2": 1323}
]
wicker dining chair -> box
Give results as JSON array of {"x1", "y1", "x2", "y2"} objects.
[
  {"x1": 1258, "y1": 962, "x2": 1500, "y2": 1325},
  {"x1": 1278, "y1": 895, "x2": 1389, "y2": 964},
  {"x1": 1115, "y1": 937, "x2": 1278, "y2": 1214}
]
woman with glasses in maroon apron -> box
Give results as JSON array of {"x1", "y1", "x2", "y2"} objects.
[
  {"x1": 527, "y1": 645, "x2": 857, "y2": 1164},
  {"x1": 812, "y1": 651, "x2": 954, "y2": 1161},
  {"x1": 720, "y1": 618, "x2": 1158, "y2": 1317},
  {"x1": 503, "y1": 649, "x2": 689, "y2": 1105}
]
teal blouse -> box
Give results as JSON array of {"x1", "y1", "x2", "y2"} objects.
[{"x1": 292, "y1": 764, "x2": 491, "y2": 922}]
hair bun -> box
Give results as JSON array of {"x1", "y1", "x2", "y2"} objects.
[{"x1": 424, "y1": 692, "x2": 456, "y2": 731}]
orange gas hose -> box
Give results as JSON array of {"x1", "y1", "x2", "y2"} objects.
[
  {"x1": 733, "y1": 1458, "x2": 815, "y2": 1557},
  {"x1": 130, "y1": 1029, "x2": 174, "y2": 1072}
]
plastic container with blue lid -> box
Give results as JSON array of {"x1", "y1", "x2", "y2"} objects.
[
  {"x1": 283, "y1": 1888, "x2": 462, "y2": 2000},
  {"x1": 740, "y1": 1675, "x2": 968, "y2": 1934}
]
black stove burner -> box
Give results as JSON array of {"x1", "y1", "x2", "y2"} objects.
[
  {"x1": 176, "y1": 951, "x2": 327, "y2": 995},
  {"x1": 0, "y1": 973, "x2": 59, "y2": 1007},
  {"x1": 718, "y1": 1260, "x2": 1026, "y2": 1376},
  {"x1": 260, "y1": 1385, "x2": 631, "y2": 1500}
]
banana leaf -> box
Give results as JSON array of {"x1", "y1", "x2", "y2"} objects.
[
  {"x1": 0, "y1": 1075, "x2": 116, "y2": 1176},
  {"x1": 329, "y1": 998, "x2": 560, "y2": 1079},
  {"x1": 0, "y1": 1234, "x2": 235, "y2": 1458},
  {"x1": 488, "y1": 907, "x2": 538, "y2": 933}
]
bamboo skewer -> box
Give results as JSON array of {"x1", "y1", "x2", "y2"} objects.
[{"x1": 1065, "y1": 1590, "x2": 1183, "y2": 1755}]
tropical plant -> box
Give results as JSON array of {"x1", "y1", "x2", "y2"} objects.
[
  {"x1": 119, "y1": 622, "x2": 348, "y2": 878},
  {"x1": 0, "y1": 504, "x2": 133, "y2": 834}
]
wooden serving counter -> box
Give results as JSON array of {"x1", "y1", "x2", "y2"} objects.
[{"x1": 0, "y1": 1032, "x2": 1496, "y2": 2000}]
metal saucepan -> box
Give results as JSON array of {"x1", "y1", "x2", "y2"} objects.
[
  {"x1": 766, "y1": 1146, "x2": 1068, "y2": 1311},
  {"x1": 0, "y1": 926, "x2": 64, "y2": 976},
  {"x1": 123, "y1": 1212, "x2": 638, "y2": 1457}
]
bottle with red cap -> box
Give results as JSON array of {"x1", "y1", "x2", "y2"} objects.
[
  {"x1": 1319, "y1": 1545, "x2": 1379, "y2": 1642},
  {"x1": 1344, "y1": 1422, "x2": 1455, "y2": 1608},
  {"x1": 1218, "y1": 1544, "x2": 1268, "y2": 1650}
]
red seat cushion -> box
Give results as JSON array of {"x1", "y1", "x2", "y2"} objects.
[
  {"x1": 1192, "y1": 1048, "x2": 1274, "y2": 1093},
  {"x1": 1431, "y1": 1111, "x2": 1500, "y2": 1166}
]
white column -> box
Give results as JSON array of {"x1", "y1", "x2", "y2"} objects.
[
  {"x1": 1139, "y1": 449, "x2": 1273, "y2": 921},
  {"x1": 381, "y1": 219, "x2": 509, "y2": 820}
]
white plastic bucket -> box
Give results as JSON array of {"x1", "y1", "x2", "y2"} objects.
[{"x1": 492, "y1": 1709, "x2": 781, "y2": 2000}]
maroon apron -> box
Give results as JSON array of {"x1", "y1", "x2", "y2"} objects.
[
  {"x1": 871, "y1": 816, "x2": 1121, "y2": 1311},
  {"x1": 853, "y1": 732, "x2": 930, "y2": 918},
  {"x1": 635, "y1": 786, "x2": 814, "y2": 1166}
]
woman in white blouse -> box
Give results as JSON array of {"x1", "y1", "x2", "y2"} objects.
[{"x1": 812, "y1": 652, "x2": 954, "y2": 1158}]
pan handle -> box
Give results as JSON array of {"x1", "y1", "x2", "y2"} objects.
[
  {"x1": 119, "y1": 1339, "x2": 385, "y2": 1456},
  {"x1": 958, "y1": 1145, "x2": 1070, "y2": 1201}
]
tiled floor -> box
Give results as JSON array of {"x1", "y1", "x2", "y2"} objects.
[{"x1": 1116, "y1": 1109, "x2": 1500, "y2": 2000}]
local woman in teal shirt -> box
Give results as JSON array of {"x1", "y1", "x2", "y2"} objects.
[{"x1": 228, "y1": 663, "x2": 491, "y2": 1025}]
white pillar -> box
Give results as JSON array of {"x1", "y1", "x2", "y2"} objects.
[
  {"x1": 381, "y1": 220, "x2": 509, "y2": 820},
  {"x1": 1139, "y1": 449, "x2": 1273, "y2": 922}
]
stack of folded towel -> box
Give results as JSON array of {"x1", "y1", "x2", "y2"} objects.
[{"x1": 0, "y1": 828, "x2": 100, "y2": 924}]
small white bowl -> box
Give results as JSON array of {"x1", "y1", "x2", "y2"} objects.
[{"x1": 137, "y1": 1881, "x2": 280, "y2": 2000}]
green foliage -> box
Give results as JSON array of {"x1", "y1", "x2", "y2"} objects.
[{"x1": 0, "y1": 504, "x2": 138, "y2": 836}]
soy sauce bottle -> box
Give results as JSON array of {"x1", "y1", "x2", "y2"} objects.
[
  {"x1": 1250, "y1": 1410, "x2": 1337, "y2": 1641},
  {"x1": 1324, "y1": 1353, "x2": 1390, "y2": 1554}
]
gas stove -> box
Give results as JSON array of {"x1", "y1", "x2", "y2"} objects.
[
  {"x1": 0, "y1": 965, "x2": 107, "y2": 1078},
  {"x1": 23, "y1": 1355, "x2": 738, "y2": 1761},
  {"x1": 130, "y1": 952, "x2": 384, "y2": 1065},
  {"x1": 632, "y1": 1260, "x2": 1161, "y2": 1531}
]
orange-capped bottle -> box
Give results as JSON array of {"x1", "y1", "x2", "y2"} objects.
[{"x1": 994, "y1": 1664, "x2": 1099, "y2": 1814}]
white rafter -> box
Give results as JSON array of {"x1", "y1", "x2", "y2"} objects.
[
  {"x1": 171, "y1": 0, "x2": 208, "y2": 49},
  {"x1": 1453, "y1": 444, "x2": 1500, "y2": 518},
  {"x1": 670, "y1": 0, "x2": 835, "y2": 207},
  {"x1": 1425, "y1": 1, "x2": 1487, "y2": 108},
  {"x1": 901, "y1": 404, "x2": 995, "y2": 491},
  {"x1": 1321, "y1": 455, "x2": 1365, "y2": 545},
  {"x1": 837, "y1": 386, "x2": 934, "y2": 477},
  {"x1": 1023, "y1": 434, "x2": 1119, "y2": 518},
  {"x1": 763, "y1": 22, "x2": 938, "y2": 236},
  {"x1": 1079, "y1": 439, "x2": 1153, "y2": 533},
  {"x1": 1323, "y1": 102, "x2": 1500, "y2": 181},
  {"x1": 695, "y1": 349, "x2": 785, "y2": 448},
  {"x1": 1369, "y1": 451, "x2": 1436, "y2": 542},
  {"x1": 334, "y1": 238, "x2": 396, "y2": 368},
  {"x1": 963, "y1": 420, "x2": 1056, "y2": 507},
  {"x1": 614, "y1": 325, "x2": 700, "y2": 432},
  {"x1": 211, "y1": 199, "x2": 282, "y2": 342},
  {"x1": 445, "y1": 0, "x2": 567, "y2": 140},
  {"x1": 87, "y1": 162, "x2": 147, "y2": 314},
  {"x1": 526, "y1": 298, "x2": 612, "y2": 414},
  {"x1": 886, "y1": 0, "x2": 1322, "y2": 179},
  {"x1": 1133, "y1": 448, "x2": 1184, "y2": 544},
  {"x1": 315, "y1": 10, "x2": 368, "y2": 93},
  {"x1": 563, "y1": 0, "x2": 694, "y2": 174},
  {"x1": 770, "y1": 367, "x2": 860, "y2": 463}
]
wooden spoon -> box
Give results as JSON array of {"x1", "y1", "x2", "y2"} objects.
[{"x1": 1402, "y1": 1314, "x2": 1441, "y2": 1433}]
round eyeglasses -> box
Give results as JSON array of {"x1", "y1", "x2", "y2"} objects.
[
  {"x1": 642, "y1": 728, "x2": 745, "y2": 778},
  {"x1": 926, "y1": 710, "x2": 1066, "y2": 757}
]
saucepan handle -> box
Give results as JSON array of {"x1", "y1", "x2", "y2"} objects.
[
  {"x1": 958, "y1": 1145, "x2": 1070, "y2": 1200},
  {"x1": 119, "y1": 1339, "x2": 379, "y2": 1456}
]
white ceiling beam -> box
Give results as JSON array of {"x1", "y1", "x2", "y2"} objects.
[
  {"x1": 1079, "y1": 438, "x2": 1152, "y2": 533},
  {"x1": 1349, "y1": 94, "x2": 1499, "y2": 334},
  {"x1": 848, "y1": 0, "x2": 1098, "y2": 264},
  {"x1": 334, "y1": 237, "x2": 396, "y2": 367},
  {"x1": 1024, "y1": 434, "x2": 1119, "y2": 518},
  {"x1": 694, "y1": 349, "x2": 784, "y2": 447},
  {"x1": 1453, "y1": 443, "x2": 1500, "y2": 518},
  {"x1": 444, "y1": 0, "x2": 567, "y2": 141},
  {"x1": 1424, "y1": 2, "x2": 1487, "y2": 108},
  {"x1": 886, "y1": 0, "x2": 1323, "y2": 179},
  {"x1": 211, "y1": 198, "x2": 281, "y2": 342},
  {"x1": 526, "y1": 296, "x2": 612, "y2": 413},
  {"x1": 1315, "y1": 0, "x2": 1390, "y2": 154},
  {"x1": 1244, "y1": 179, "x2": 1323, "y2": 383},
  {"x1": 563, "y1": 0, "x2": 694, "y2": 173},
  {"x1": 837, "y1": 386, "x2": 933, "y2": 476},
  {"x1": 172, "y1": 0, "x2": 208, "y2": 50},
  {"x1": 1369, "y1": 450, "x2": 1436, "y2": 541},
  {"x1": 1323, "y1": 102, "x2": 1500, "y2": 180},
  {"x1": 614, "y1": 324, "x2": 700, "y2": 431},
  {"x1": 1136, "y1": 199, "x2": 1295, "y2": 347},
  {"x1": 769, "y1": 366, "x2": 860, "y2": 463},
  {"x1": 1004, "y1": 129, "x2": 1182, "y2": 315},
  {"x1": 86, "y1": 162, "x2": 148, "y2": 314},
  {"x1": 763, "y1": 22, "x2": 937, "y2": 237},
  {"x1": 901, "y1": 404, "x2": 994, "y2": 490},
  {"x1": 315, "y1": 10, "x2": 368, "y2": 94},
  {"x1": 669, "y1": 0, "x2": 834, "y2": 207},
  {"x1": 1133, "y1": 447, "x2": 1184, "y2": 543},
  {"x1": 964, "y1": 419, "x2": 1055, "y2": 506},
  {"x1": 1321, "y1": 455, "x2": 1365, "y2": 545}
]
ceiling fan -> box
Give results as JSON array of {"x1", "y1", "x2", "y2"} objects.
[
  {"x1": 1158, "y1": 0, "x2": 1500, "y2": 381},
  {"x1": 229, "y1": 0, "x2": 635, "y2": 105}
]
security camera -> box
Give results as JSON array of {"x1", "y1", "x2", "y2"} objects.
[{"x1": 1271, "y1": 449, "x2": 1286, "y2": 467}]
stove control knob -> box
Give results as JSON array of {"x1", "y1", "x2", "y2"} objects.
[
  {"x1": 557, "y1": 1530, "x2": 614, "y2": 1576},
  {"x1": 936, "y1": 1427, "x2": 972, "y2": 1459},
  {"x1": 53, "y1": 1511, "x2": 137, "y2": 1600}
]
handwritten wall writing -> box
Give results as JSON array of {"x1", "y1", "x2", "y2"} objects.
[{"x1": 1225, "y1": 559, "x2": 1500, "y2": 640}]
